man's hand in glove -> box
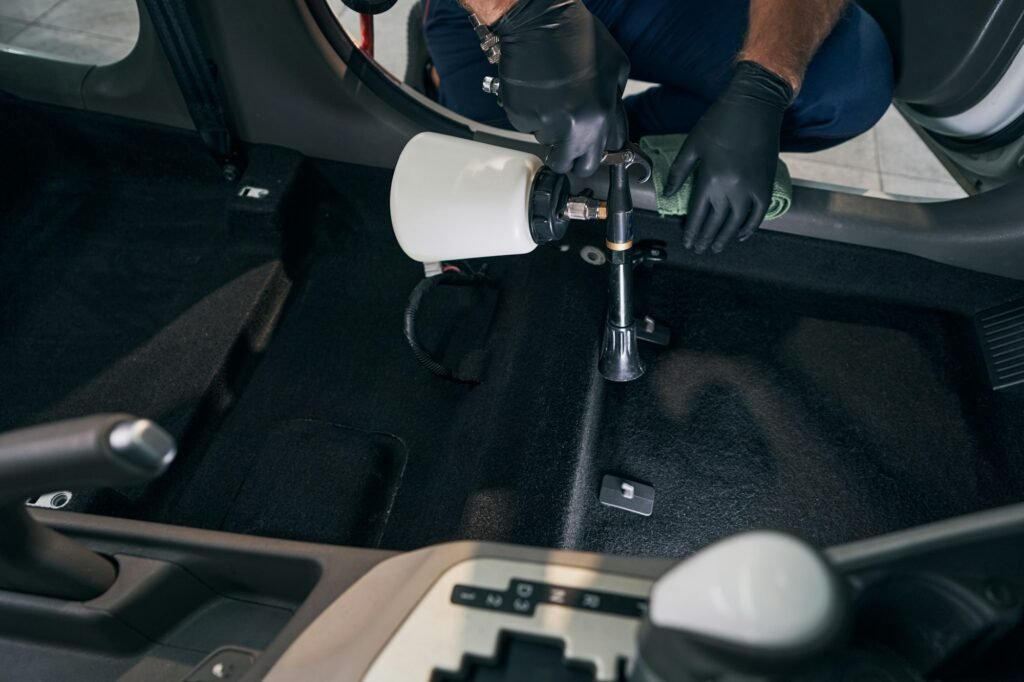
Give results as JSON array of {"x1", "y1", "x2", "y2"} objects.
[
  {"x1": 664, "y1": 61, "x2": 794, "y2": 254},
  {"x1": 489, "y1": 0, "x2": 630, "y2": 177}
]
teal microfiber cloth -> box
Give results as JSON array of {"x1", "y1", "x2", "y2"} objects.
[{"x1": 639, "y1": 134, "x2": 793, "y2": 219}]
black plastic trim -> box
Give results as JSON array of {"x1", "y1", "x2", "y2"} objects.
[
  {"x1": 26, "y1": 510, "x2": 393, "y2": 682},
  {"x1": 301, "y1": 0, "x2": 470, "y2": 140},
  {"x1": 860, "y1": 0, "x2": 1024, "y2": 118},
  {"x1": 913, "y1": 31, "x2": 1024, "y2": 119}
]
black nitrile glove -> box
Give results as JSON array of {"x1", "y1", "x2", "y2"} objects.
[
  {"x1": 492, "y1": 0, "x2": 630, "y2": 177},
  {"x1": 665, "y1": 61, "x2": 794, "y2": 254}
]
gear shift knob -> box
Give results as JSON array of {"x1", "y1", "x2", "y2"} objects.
[{"x1": 634, "y1": 531, "x2": 847, "y2": 682}]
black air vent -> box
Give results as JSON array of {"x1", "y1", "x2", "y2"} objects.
[{"x1": 976, "y1": 299, "x2": 1024, "y2": 390}]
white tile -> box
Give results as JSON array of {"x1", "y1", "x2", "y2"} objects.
[
  {"x1": 326, "y1": 0, "x2": 349, "y2": 18},
  {"x1": 39, "y1": 0, "x2": 138, "y2": 41},
  {"x1": 881, "y1": 174, "x2": 967, "y2": 200},
  {"x1": 8, "y1": 24, "x2": 132, "y2": 64},
  {"x1": 372, "y1": 1, "x2": 415, "y2": 78},
  {"x1": 625, "y1": 80, "x2": 656, "y2": 98},
  {"x1": 0, "y1": 0, "x2": 61, "y2": 22},
  {"x1": 792, "y1": 129, "x2": 878, "y2": 172},
  {"x1": 0, "y1": 17, "x2": 29, "y2": 42},
  {"x1": 328, "y1": 0, "x2": 418, "y2": 78},
  {"x1": 876, "y1": 107, "x2": 956, "y2": 181},
  {"x1": 782, "y1": 157, "x2": 882, "y2": 191}
]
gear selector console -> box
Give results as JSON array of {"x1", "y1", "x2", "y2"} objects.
[{"x1": 267, "y1": 507, "x2": 1024, "y2": 681}]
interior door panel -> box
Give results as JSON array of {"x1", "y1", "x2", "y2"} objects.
[
  {"x1": 858, "y1": 0, "x2": 1024, "y2": 120},
  {"x1": 858, "y1": 0, "x2": 1024, "y2": 186}
]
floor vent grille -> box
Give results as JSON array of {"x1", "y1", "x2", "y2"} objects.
[{"x1": 977, "y1": 299, "x2": 1024, "y2": 390}]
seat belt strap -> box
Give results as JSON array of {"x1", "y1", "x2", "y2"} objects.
[{"x1": 142, "y1": 0, "x2": 241, "y2": 176}]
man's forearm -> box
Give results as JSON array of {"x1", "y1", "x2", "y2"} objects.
[
  {"x1": 739, "y1": 0, "x2": 848, "y2": 92},
  {"x1": 460, "y1": 0, "x2": 518, "y2": 25}
]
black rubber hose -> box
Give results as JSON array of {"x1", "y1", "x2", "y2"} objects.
[{"x1": 403, "y1": 273, "x2": 466, "y2": 382}]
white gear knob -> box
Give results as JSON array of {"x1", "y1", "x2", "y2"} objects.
[{"x1": 634, "y1": 531, "x2": 846, "y2": 682}]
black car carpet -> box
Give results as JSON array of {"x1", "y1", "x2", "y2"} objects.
[
  {"x1": 5, "y1": 95, "x2": 1024, "y2": 558},
  {"x1": 563, "y1": 266, "x2": 1024, "y2": 557},
  {"x1": 119, "y1": 158, "x2": 1024, "y2": 556},
  {"x1": 0, "y1": 97, "x2": 290, "y2": 502},
  {"x1": 138, "y1": 161, "x2": 610, "y2": 548}
]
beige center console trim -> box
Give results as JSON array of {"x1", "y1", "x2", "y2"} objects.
[
  {"x1": 366, "y1": 558, "x2": 651, "y2": 681},
  {"x1": 265, "y1": 542, "x2": 674, "y2": 682}
]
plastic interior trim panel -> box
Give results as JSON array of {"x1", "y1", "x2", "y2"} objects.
[
  {"x1": 363, "y1": 558, "x2": 650, "y2": 681},
  {"x1": 266, "y1": 504, "x2": 1024, "y2": 681},
  {"x1": 22, "y1": 510, "x2": 394, "y2": 682},
  {"x1": 581, "y1": 170, "x2": 1024, "y2": 281},
  {"x1": 905, "y1": 39, "x2": 1024, "y2": 138},
  {"x1": 265, "y1": 544, "x2": 675, "y2": 682},
  {"x1": 299, "y1": 0, "x2": 545, "y2": 158},
  {"x1": 0, "y1": 1, "x2": 195, "y2": 130},
  {"x1": 827, "y1": 501, "x2": 1024, "y2": 572},
  {"x1": 300, "y1": 0, "x2": 469, "y2": 141},
  {"x1": 858, "y1": 0, "x2": 1024, "y2": 118}
]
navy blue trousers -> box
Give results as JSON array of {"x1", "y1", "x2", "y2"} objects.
[{"x1": 422, "y1": 0, "x2": 894, "y2": 152}]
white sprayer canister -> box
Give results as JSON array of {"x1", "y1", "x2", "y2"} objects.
[{"x1": 390, "y1": 132, "x2": 544, "y2": 263}]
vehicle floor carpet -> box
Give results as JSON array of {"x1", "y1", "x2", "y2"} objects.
[
  {"x1": 146, "y1": 161, "x2": 1024, "y2": 555},
  {"x1": 7, "y1": 96, "x2": 1022, "y2": 557},
  {"x1": 564, "y1": 262, "x2": 1024, "y2": 557},
  {"x1": 150, "y1": 163, "x2": 609, "y2": 549},
  {"x1": 0, "y1": 98, "x2": 287, "y2": 493}
]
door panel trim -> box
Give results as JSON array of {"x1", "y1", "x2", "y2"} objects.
[{"x1": 907, "y1": 41, "x2": 1024, "y2": 138}]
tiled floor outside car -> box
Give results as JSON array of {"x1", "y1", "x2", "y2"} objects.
[
  {"x1": 0, "y1": 0, "x2": 137, "y2": 65},
  {"x1": 2, "y1": 0, "x2": 966, "y2": 200},
  {"x1": 784, "y1": 108, "x2": 966, "y2": 199}
]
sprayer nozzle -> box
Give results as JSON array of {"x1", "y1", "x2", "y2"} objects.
[{"x1": 564, "y1": 197, "x2": 608, "y2": 222}]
